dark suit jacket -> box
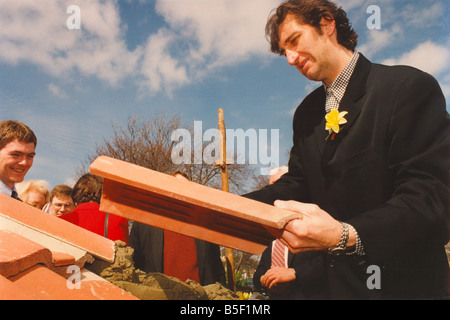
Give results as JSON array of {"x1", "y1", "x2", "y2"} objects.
[
  {"x1": 245, "y1": 54, "x2": 449, "y2": 299},
  {"x1": 253, "y1": 243, "x2": 327, "y2": 300},
  {"x1": 129, "y1": 222, "x2": 226, "y2": 286}
]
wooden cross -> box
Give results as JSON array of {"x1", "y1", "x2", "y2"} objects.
[{"x1": 215, "y1": 108, "x2": 236, "y2": 291}]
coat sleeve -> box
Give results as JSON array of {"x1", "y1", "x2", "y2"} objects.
[
  {"x1": 195, "y1": 240, "x2": 226, "y2": 286},
  {"x1": 349, "y1": 70, "x2": 448, "y2": 265}
]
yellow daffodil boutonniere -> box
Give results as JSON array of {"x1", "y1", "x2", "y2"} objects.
[{"x1": 325, "y1": 110, "x2": 348, "y2": 141}]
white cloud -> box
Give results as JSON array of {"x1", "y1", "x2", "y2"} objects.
[
  {"x1": 0, "y1": 0, "x2": 279, "y2": 95},
  {"x1": 155, "y1": 0, "x2": 277, "y2": 68},
  {"x1": 139, "y1": 28, "x2": 189, "y2": 95},
  {"x1": 381, "y1": 41, "x2": 450, "y2": 77},
  {"x1": 0, "y1": 0, "x2": 140, "y2": 86},
  {"x1": 136, "y1": 0, "x2": 279, "y2": 94},
  {"x1": 357, "y1": 24, "x2": 403, "y2": 58},
  {"x1": 400, "y1": 2, "x2": 445, "y2": 28},
  {"x1": 48, "y1": 83, "x2": 68, "y2": 99}
]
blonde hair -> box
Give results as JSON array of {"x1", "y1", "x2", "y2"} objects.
[{"x1": 16, "y1": 180, "x2": 51, "y2": 203}]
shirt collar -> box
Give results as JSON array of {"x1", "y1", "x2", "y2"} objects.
[
  {"x1": 0, "y1": 179, "x2": 15, "y2": 197},
  {"x1": 323, "y1": 51, "x2": 360, "y2": 103}
]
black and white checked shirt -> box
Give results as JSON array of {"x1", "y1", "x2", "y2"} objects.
[
  {"x1": 322, "y1": 51, "x2": 366, "y2": 256},
  {"x1": 324, "y1": 52, "x2": 360, "y2": 114}
]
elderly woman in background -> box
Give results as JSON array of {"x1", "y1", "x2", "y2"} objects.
[{"x1": 16, "y1": 180, "x2": 50, "y2": 210}]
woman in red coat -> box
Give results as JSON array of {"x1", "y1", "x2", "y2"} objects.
[{"x1": 60, "y1": 173, "x2": 129, "y2": 244}]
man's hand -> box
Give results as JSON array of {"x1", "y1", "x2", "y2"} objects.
[
  {"x1": 260, "y1": 267, "x2": 296, "y2": 289},
  {"x1": 274, "y1": 200, "x2": 355, "y2": 253}
]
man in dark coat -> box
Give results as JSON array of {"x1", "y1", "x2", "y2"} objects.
[
  {"x1": 130, "y1": 172, "x2": 226, "y2": 286},
  {"x1": 129, "y1": 223, "x2": 226, "y2": 286},
  {"x1": 245, "y1": 0, "x2": 448, "y2": 299}
]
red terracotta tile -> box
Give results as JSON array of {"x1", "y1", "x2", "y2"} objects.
[
  {"x1": 9, "y1": 265, "x2": 83, "y2": 300},
  {"x1": 0, "y1": 194, "x2": 139, "y2": 300},
  {"x1": 101, "y1": 179, "x2": 274, "y2": 255},
  {"x1": 0, "y1": 193, "x2": 115, "y2": 262},
  {"x1": 0, "y1": 230, "x2": 53, "y2": 278},
  {"x1": 78, "y1": 270, "x2": 139, "y2": 300},
  {"x1": 90, "y1": 156, "x2": 301, "y2": 254},
  {"x1": 51, "y1": 251, "x2": 76, "y2": 267},
  {"x1": 0, "y1": 274, "x2": 36, "y2": 300},
  {"x1": 9, "y1": 265, "x2": 138, "y2": 300},
  {"x1": 80, "y1": 279, "x2": 139, "y2": 300}
]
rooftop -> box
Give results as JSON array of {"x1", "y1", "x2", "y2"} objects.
[{"x1": 0, "y1": 194, "x2": 138, "y2": 300}]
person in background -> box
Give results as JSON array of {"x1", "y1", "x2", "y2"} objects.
[
  {"x1": 129, "y1": 171, "x2": 226, "y2": 286},
  {"x1": 253, "y1": 167, "x2": 327, "y2": 299},
  {"x1": 0, "y1": 120, "x2": 37, "y2": 200},
  {"x1": 16, "y1": 180, "x2": 50, "y2": 209},
  {"x1": 59, "y1": 173, "x2": 129, "y2": 244},
  {"x1": 44, "y1": 184, "x2": 76, "y2": 216}
]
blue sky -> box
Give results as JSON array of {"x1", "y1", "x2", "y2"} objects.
[{"x1": 0, "y1": 0, "x2": 449, "y2": 189}]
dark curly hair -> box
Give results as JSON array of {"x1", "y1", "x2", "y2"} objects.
[{"x1": 266, "y1": 0, "x2": 358, "y2": 54}]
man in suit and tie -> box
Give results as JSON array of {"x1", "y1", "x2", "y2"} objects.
[
  {"x1": 0, "y1": 120, "x2": 37, "y2": 201},
  {"x1": 253, "y1": 166, "x2": 327, "y2": 299},
  {"x1": 245, "y1": 0, "x2": 448, "y2": 299}
]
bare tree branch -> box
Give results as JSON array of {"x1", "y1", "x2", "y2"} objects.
[{"x1": 79, "y1": 113, "x2": 267, "y2": 195}]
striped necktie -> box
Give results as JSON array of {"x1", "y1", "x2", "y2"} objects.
[{"x1": 271, "y1": 239, "x2": 286, "y2": 267}]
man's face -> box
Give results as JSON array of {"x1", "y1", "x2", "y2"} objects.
[
  {"x1": 0, "y1": 140, "x2": 35, "y2": 189},
  {"x1": 49, "y1": 195, "x2": 75, "y2": 216},
  {"x1": 278, "y1": 14, "x2": 335, "y2": 84}
]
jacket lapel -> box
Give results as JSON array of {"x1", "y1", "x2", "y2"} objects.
[
  {"x1": 313, "y1": 92, "x2": 328, "y2": 155},
  {"x1": 320, "y1": 54, "x2": 371, "y2": 167}
]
